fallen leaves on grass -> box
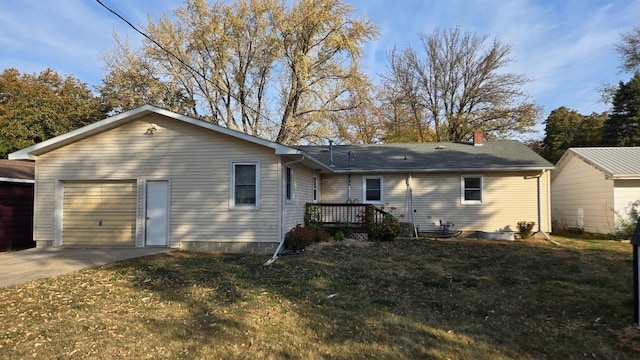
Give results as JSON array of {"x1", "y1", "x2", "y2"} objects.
[{"x1": 0, "y1": 237, "x2": 638, "y2": 359}]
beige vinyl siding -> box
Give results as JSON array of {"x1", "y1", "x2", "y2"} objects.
[
  {"x1": 320, "y1": 171, "x2": 551, "y2": 233},
  {"x1": 282, "y1": 164, "x2": 315, "y2": 233},
  {"x1": 62, "y1": 180, "x2": 136, "y2": 246},
  {"x1": 613, "y1": 179, "x2": 640, "y2": 219},
  {"x1": 551, "y1": 154, "x2": 615, "y2": 234},
  {"x1": 320, "y1": 175, "x2": 356, "y2": 203},
  {"x1": 34, "y1": 114, "x2": 281, "y2": 247}
]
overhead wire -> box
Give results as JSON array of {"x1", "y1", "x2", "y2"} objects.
[{"x1": 95, "y1": 0, "x2": 323, "y2": 144}]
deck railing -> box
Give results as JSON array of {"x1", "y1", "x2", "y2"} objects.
[{"x1": 304, "y1": 203, "x2": 389, "y2": 235}]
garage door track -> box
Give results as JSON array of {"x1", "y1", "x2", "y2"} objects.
[{"x1": 0, "y1": 247, "x2": 173, "y2": 288}]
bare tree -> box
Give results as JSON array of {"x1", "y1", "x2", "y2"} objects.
[
  {"x1": 381, "y1": 26, "x2": 540, "y2": 142},
  {"x1": 615, "y1": 25, "x2": 640, "y2": 74}
]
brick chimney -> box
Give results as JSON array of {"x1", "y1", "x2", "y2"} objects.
[{"x1": 473, "y1": 129, "x2": 484, "y2": 146}]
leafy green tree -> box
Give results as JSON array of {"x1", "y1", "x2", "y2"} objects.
[
  {"x1": 601, "y1": 72, "x2": 640, "y2": 146},
  {"x1": 540, "y1": 107, "x2": 605, "y2": 163},
  {"x1": 580, "y1": 112, "x2": 607, "y2": 145},
  {"x1": 0, "y1": 68, "x2": 109, "y2": 158},
  {"x1": 381, "y1": 26, "x2": 540, "y2": 142}
]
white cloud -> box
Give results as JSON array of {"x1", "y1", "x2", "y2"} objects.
[{"x1": 1, "y1": 0, "x2": 638, "y2": 120}]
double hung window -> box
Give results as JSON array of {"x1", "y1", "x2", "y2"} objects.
[
  {"x1": 363, "y1": 177, "x2": 383, "y2": 204},
  {"x1": 461, "y1": 175, "x2": 483, "y2": 204},
  {"x1": 232, "y1": 162, "x2": 259, "y2": 208}
]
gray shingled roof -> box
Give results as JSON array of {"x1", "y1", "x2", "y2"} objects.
[
  {"x1": 568, "y1": 147, "x2": 640, "y2": 177},
  {"x1": 297, "y1": 140, "x2": 553, "y2": 173}
]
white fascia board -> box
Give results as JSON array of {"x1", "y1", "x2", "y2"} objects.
[
  {"x1": 329, "y1": 166, "x2": 555, "y2": 174},
  {"x1": 8, "y1": 105, "x2": 300, "y2": 160},
  {"x1": 8, "y1": 105, "x2": 158, "y2": 160},
  {"x1": 0, "y1": 177, "x2": 35, "y2": 184},
  {"x1": 301, "y1": 155, "x2": 335, "y2": 172},
  {"x1": 152, "y1": 107, "x2": 293, "y2": 153},
  {"x1": 113, "y1": 107, "x2": 305, "y2": 157},
  {"x1": 611, "y1": 174, "x2": 640, "y2": 180}
]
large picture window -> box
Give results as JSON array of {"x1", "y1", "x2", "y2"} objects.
[
  {"x1": 363, "y1": 176, "x2": 383, "y2": 204},
  {"x1": 232, "y1": 162, "x2": 259, "y2": 208},
  {"x1": 461, "y1": 175, "x2": 483, "y2": 204}
]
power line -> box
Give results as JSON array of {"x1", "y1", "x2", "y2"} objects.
[{"x1": 95, "y1": 0, "x2": 311, "y2": 143}]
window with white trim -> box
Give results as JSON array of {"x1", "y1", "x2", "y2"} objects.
[
  {"x1": 285, "y1": 166, "x2": 293, "y2": 201},
  {"x1": 312, "y1": 175, "x2": 318, "y2": 203},
  {"x1": 461, "y1": 175, "x2": 483, "y2": 204},
  {"x1": 232, "y1": 162, "x2": 259, "y2": 208},
  {"x1": 363, "y1": 176, "x2": 383, "y2": 204}
]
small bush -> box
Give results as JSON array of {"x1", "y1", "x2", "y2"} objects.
[
  {"x1": 284, "y1": 225, "x2": 329, "y2": 251},
  {"x1": 369, "y1": 210, "x2": 403, "y2": 242},
  {"x1": 517, "y1": 221, "x2": 535, "y2": 239},
  {"x1": 615, "y1": 200, "x2": 640, "y2": 240},
  {"x1": 324, "y1": 221, "x2": 354, "y2": 240}
]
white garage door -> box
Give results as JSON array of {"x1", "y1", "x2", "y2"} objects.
[{"x1": 62, "y1": 180, "x2": 137, "y2": 247}]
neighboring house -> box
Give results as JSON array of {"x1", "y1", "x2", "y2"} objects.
[
  {"x1": 9, "y1": 105, "x2": 553, "y2": 253},
  {"x1": 0, "y1": 160, "x2": 35, "y2": 251},
  {"x1": 551, "y1": 147, "x2": 640, "y2": 235}
]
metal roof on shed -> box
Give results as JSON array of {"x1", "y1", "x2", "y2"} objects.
[{"x1": 567, "y1": 147, "x2": 640, "y2": 178}]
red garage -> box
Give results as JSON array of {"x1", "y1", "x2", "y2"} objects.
[{"x1": 0, "y1": 160, "x2": 35, "y2": 251}]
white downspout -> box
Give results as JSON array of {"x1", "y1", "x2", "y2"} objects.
[
  {"x1": 525, "y1": 170, "x2": 558, "y2": 245},
  {"x1": 264, "y1": 155, "x2": 306, "y2": 266}
]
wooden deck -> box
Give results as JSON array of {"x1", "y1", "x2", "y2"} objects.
[{"x1": 304, "y1": 203, "x2": 389, "y2": 236}]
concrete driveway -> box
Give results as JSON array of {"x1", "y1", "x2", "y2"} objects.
[{"x1": 0, "y1": 247, "x2": 173, "y2": 288}]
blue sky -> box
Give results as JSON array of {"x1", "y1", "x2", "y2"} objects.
[{"x1": 1, "y1": 0, "x2": 638, "y2": 139}]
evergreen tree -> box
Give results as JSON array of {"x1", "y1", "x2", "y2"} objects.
[{"x1": 601, "y1": 73, "x2": 640, "y2": 146}]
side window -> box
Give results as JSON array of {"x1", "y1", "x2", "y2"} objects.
[
  {"x1": 285, "y1": 166, "x2": 293, "y2": 201},
  {"x1": 363, "y1": 176, "x2": 383, "y2": 204},
  {"x1": 461, "y1": 175, "x2": 483, "y2": 204},
  {"x1": 232, "y1": 162, "x2": 259, "y2": 208},
  {"x1": 312, "y1": 175, "x2": 318, "y2": 203}
]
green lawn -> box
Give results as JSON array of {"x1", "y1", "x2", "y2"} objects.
[{"x1": 1, "y1": 236, "x2": 639, "y2": 359}]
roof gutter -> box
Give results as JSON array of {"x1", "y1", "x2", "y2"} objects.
[
  {"x1": 610, "y1": 174, "x2": 640, "y2": 180},
  {"x1": 328, "y1": 166, "x2": 555, "y2": 174}
]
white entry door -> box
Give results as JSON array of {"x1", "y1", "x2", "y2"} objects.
[{"x1": 145, "y1": 180, "x2": 169, "y2": 246}]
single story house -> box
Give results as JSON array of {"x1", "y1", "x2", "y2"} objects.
[
  {"x1": 0, "y1": 159, "x2": 35, "y2": 251},
  {"x1": 9, "y1": 105, "x2": 553, "y2": 253},
  {"x1": 551, "y1": 147, "x2": 640, "y2": 235}
]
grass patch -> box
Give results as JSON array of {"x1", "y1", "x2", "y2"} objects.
[{"x1": 0, "y1": 237, "x2": 639, "y2": 359}]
